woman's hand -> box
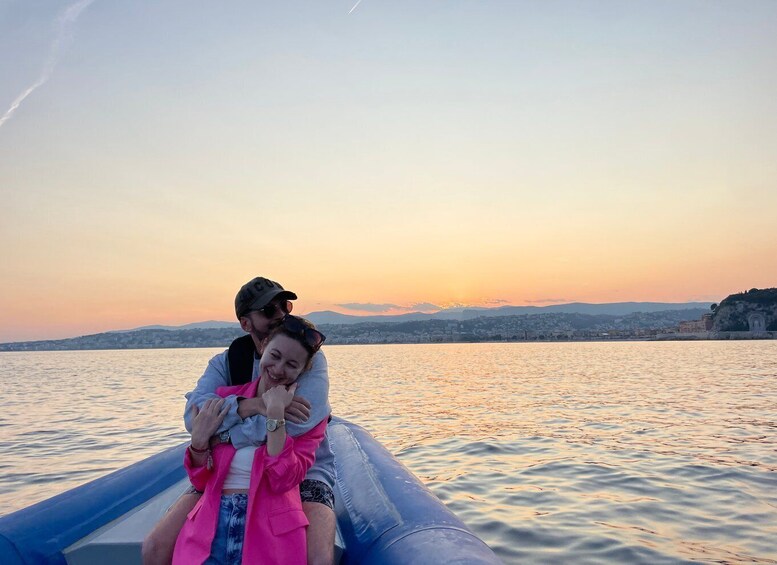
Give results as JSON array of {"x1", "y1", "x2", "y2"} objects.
[
  {"x1": 190, "y1": 398, "x2": 229, "y2": 450},
  {"x1": 262, "y1": 383, "x2": 298, "y2": 419}
]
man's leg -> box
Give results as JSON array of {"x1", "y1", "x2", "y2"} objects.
[
  {"x1": 303, "y1": 501, "x2": 336, "y2": 565},
  {"x1": 141, "y1": 491, "x2": 200, "y2": 565}
]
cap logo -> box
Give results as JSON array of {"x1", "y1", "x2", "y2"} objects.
[{"x1": 250, "y1": 278, "x2": 278, "y2": 294}]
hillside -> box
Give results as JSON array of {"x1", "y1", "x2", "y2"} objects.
[
  {"x1": 711, "y1": 288, "x2": 777, "y2": 331},
  {"x1": 0, "y1": 308, "x2": 708, "y2": 351}
]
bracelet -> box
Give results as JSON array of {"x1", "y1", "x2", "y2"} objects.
[{"x1": 188, "y1": 444, "x2": 214, "y2": 470}]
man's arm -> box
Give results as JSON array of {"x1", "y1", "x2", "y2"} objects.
[
  {"x1": 229, "y1": 350, "x2": 330, "y2": 449},
  {"x1": 183, "y1": 351, "x2": 243, "y2": 434}
]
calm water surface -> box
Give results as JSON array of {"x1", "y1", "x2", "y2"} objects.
[{"x1": 1, "y1": 341, "x2": 776, "y2": 564}]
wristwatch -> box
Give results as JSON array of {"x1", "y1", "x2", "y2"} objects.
[
  {"x1": 266, "y1": 418, "x2": 285, "y2": 432},
  {"x1": 209, "y1": 429, "x2": 231, "y2": 449}
]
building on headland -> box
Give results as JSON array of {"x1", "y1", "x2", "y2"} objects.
[
  {"x1": 666, "y1": 289, "x2": 777, "y2": 339},
  {"x1": 711, "y1": 288, "x2": 777, "y2": 335},
  {"x1": 678, "y1": 313, "x2": 713, "y2": 333}
]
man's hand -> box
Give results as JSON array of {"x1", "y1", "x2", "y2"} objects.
[
  {"x1": 237, "y1": 394, "x2": 311, "y2": 423},
  {"x1": 285, "y1": 395, "x2": 311, "y2": 423}
]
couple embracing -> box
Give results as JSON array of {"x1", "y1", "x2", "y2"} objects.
[{"x1": 143, "y1": 277, "x2": 335, "y2": 565}]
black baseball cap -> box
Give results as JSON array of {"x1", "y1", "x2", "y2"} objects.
[{"x1": 235, "y1": 277, "x2": 298, "y2": 319}]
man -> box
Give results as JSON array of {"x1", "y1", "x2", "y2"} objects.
[{"x1": 142, "y1": 277, "x2": 335, "y2": 565}]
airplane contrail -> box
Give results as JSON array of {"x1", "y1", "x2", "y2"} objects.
[
  {"x1": 0, "y1": 0, "x2": 97, "y2": 130},
  {"x1": 349, "y1": 0, "x2": 363, "y2": 15}
]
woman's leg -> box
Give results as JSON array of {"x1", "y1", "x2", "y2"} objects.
[{"x1": 142, "y1": 491, "x2": 200, "y2": 565}]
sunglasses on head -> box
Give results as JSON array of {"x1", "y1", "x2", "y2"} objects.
[
  {"x1": 282, "y1": 315, "x2": 326, "y2": 352},
  {"x1": 256, "y1": 300, "x2": 293, "y2": 319}
]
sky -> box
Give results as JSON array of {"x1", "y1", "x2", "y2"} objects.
[{"x1": 1, "y1": 0, "x2": 776, "y2": 342}]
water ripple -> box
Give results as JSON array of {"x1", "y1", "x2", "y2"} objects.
[{"x1": 1, "y1": 342, "x2": 777, "y2": 563}]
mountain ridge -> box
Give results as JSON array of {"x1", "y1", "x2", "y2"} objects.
[
  {"x1": 0, "y1": 301, "x2": 710, "y2": 346},
  {"x1": 0, "y1": 307, "x2": 711, "y2": 351},
  {"x1": 110, "y1": 301, "x2": 710, "y2": 330},
  {"x1": 304, "y1": 301, "x2": 711, "y2": 325}
]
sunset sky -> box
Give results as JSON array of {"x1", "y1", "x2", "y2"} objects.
[{"x1": 1, "y1": 1, "x2": 776, "y2": 342}]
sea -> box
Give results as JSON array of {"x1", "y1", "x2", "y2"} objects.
[{"x1": 1, "y1": 341, "x2": 776, "y2": 564}]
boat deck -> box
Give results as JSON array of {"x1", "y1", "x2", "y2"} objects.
[
  {"x1": 63, "y1": 478, "x2": 344, "y2": 564},
  {"x1": 0, "y1": 418, "x2": 501, "y2": 564}
]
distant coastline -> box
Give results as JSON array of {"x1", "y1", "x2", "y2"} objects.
[
  {"x1": 6, "y1": 308, "x2": 775, "y2": 352},
  {"x1": 3, "y1": 292, "x2": 775, "y2": 352},
  {"x1": 1, "y1": 328, "x2": 774, "y2": 353}
]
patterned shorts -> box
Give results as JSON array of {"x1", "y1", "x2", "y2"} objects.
[
  {"x1": 299, "y1": 479, "x2": 335, "y2": 510},
  {"x1": 186, "y1": 479, "x2": 334, "y2": 510}
]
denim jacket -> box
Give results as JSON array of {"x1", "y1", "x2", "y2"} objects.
[{"x1": 184, "y1": 346, "x2": 334, "y2": 489}]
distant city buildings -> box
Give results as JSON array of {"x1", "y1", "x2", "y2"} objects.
[
  {"x1": 4, "y1": 302, "x2": 777, "y2": 352},
  {"x1": 678, "y1": 313, "x2": 713, "y2": 333}
]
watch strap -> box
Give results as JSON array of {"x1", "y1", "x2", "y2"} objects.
[{"x1": 266, "y1": 418, "x2": 286, "y2": 432}]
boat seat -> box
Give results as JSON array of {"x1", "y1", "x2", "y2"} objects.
[{"x1": 63, "y1": 478, "x2": 344, "y2": 565}]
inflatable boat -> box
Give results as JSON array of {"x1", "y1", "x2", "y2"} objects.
[{"x1": 0, "y1": 417, "x2": 501, "y2": 564}]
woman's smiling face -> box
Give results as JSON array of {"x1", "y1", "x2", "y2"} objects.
[{"x1": 259, "y1": 334, "x2": 309, "y2": 389}]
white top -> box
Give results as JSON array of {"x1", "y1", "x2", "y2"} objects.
[{"x1": 222, "y1": 445, "x2": 258, "y2": 490}]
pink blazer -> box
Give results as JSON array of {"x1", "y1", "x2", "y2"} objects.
[{"x1": 172, "y1": 380, "x2": 328, "y2": 565}]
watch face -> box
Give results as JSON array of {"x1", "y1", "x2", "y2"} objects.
[{"x1": 266, "y1": 418, "x2": 285, "y2": 432}]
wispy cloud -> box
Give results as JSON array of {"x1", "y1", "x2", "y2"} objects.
[
  {"x1": 337, "y1": 302, "x2": 402, "y2": 313},
  {"x1": 337, "y1": 302, "x2": 443, "y2": 313},
  {"x1": 0, "y1": 0, "x2": 96, "y2": 130},
  {"x1": 524, "y1": 298, "x2": 569, "y2": 304},
  {"x1": 409, "y1": 302, "x2": 442, "y2": 311},
  {"x1": 438, "y1": 298, "x2": 511, "y2": 309},
  {"x1": 686, "y1": 295, "x2": 720, "y2": 303}
]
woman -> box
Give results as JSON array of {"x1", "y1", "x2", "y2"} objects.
[{"x1": 173, "y1": 316, "x2": 328, "y2": 565}]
